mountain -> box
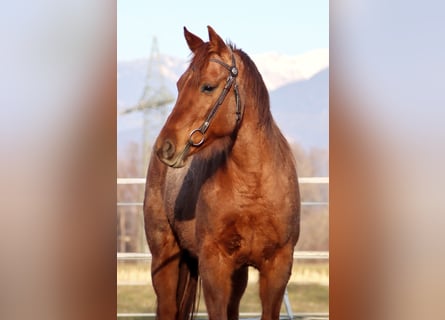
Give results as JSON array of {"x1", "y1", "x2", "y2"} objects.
[
  {"x1": 270, "y1": 68, "x2": 329, "y2": 149},
  {"x1": 117, "y1": 50, "x2": 328, "y2": 155},
  {"x1": 253, "y1": 49, "x2": 329, "y2": 91},
  {"x1": 117, "y1": 56, "x2": 186, "y2": 110}
]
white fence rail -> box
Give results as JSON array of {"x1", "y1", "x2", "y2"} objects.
[
  {"x1": 117, "y1": 177, "x2": 329, "y2": 319},
  {"x1": 116, "y1": 177, "x2": 329, "y2": 259},
  {"x1": 117, "y1": 177, "x2": 329, "y2": 207},
  {"x1": 117, "y1": 251, "x2": 329, "y2": 261}
]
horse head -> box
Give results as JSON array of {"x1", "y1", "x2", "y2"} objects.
[{"x1": 155, "y1": 26, "x2": 243, "y2": 168}]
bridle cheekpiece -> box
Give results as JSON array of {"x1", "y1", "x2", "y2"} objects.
[
  {"x1": 166, "y1": 50, "x2": 242, "y2": 168},
  {"x1": 188, "y1": 51, "x2": 242, "y2": 147}
]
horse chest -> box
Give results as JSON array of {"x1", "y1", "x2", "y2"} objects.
[
  {"x1": 197, "y1": 182, "x2": 294, "y2": 262},
  {"x1": 163, "y1": 159, "x2": 297, "y2": 260}
]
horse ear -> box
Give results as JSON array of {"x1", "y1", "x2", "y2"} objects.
[
  {"x1": 207, "y1": 26, "x2": 229, "y2": 54},
  {"x1": 184, "y1": 27, "x2": 204, "y2": 53}
]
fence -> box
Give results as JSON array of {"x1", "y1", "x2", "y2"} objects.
[{"x1": 117, "y1": 177, "x2": 329, "y2": 319}]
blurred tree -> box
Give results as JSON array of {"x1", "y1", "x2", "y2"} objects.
[
  {"x1": 117, "y1": 141, "x2": 329, "y2": 253},
  {"x1": 117, "y1": 143, "x2": 146, "y2": 252},
  {"x1": 290, "y1": 142, "x2": 329, "y2": 252}
]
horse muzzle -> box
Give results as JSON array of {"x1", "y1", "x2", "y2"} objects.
[{"x1": 156, "y1": 139, "x2": 190, "y2": 168}]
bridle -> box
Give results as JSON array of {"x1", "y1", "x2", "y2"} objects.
[
  {"x1": 188, "y1": 52, "x2": 242, "y2": 147},
  {"x1": 167, "y1": 51, "x2": 242, "y2": 168}
]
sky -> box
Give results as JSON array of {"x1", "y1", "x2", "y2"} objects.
[{"x1": 117, "y1": 0, "x2": 328, "y2": 61}]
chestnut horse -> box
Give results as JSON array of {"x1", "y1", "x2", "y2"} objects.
[{"x1": 144, "y1": 26, "x2": 300, "y2": 320}]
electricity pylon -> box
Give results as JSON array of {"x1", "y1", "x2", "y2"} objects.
[{"x1": 120, "y1": 37, "x2": 174, "y2": 172}]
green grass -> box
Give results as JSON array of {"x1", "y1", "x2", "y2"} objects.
[{"x1": 117, "y1": 261, "x2": 328, "y2": 316}]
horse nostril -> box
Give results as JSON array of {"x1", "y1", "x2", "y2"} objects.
[{"x1": 161, "y1": 139, "x2": 175, "y2": 160}]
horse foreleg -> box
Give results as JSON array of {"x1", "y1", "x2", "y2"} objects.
[
  {"x1": 148, "y1": 230, "x2": 181, "y2": 320},
  {"x1": 227, "y1": 266, "x2": 248, "y2": 320},
  {"x1": 199, "y1": 243, "x2": 234, "y2": 320},
  {"x1": 258, "y1": 245, "x2": 294, "y2": 320}
]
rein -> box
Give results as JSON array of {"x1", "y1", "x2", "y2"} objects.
[{"x1": 188, "y1": 52, "x2": 241, "y2": 147}]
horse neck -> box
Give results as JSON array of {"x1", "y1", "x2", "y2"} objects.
[
  {"x1": 228, "y1": 100, "x2": 284, "y2": 174},
  {"x1": 223, "y1": 51, "x2": 292, "y2": 175}
]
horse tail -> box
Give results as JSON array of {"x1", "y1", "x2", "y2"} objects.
[{"x1": 176, "y1": 251, "x2": 199, "y2": 320}]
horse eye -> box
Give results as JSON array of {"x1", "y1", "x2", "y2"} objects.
[{"x1": 201, "y1": 84, "x2": 216, "y2": 93}]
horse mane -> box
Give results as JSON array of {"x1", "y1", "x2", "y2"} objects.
[
  {"x1": 231, "y1": 44, "x2": 295, "y2": 166},
  {"x1": 189, "y1": 41, "x2": 294, "y2": 165},
  {"x1": 231, "y1": 45, "x2": 273, "y2": 129},
  {"x1": 190, "y1": 42, "x2": 274, "y2": 128}
]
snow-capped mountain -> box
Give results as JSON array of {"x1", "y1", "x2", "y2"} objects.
[
  {"x1": 253, "y1": 48, "x2": 329, "y2": 91},
  {"x1": 270, "y1": 68, "x2": 329, "y2": 148},
  {"x1": 117, "y1": 49, "x2": 328, "y2": 154},
  {"x1": 117, "y1": 56, "x2": 187, "y2": 111}
]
